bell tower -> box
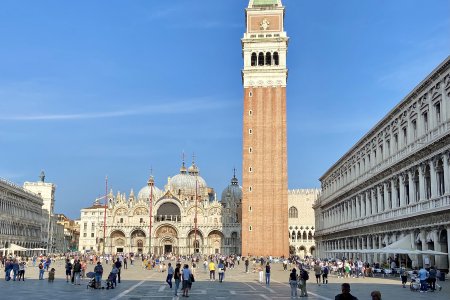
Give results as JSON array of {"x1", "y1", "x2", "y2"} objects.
[{"x1": 241, "y1": 0, "x2": 289, "y2": 257}]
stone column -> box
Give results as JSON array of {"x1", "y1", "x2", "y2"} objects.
[
  {"x1": 371, "y1": 189, "x2": 377, "y2": 215},
  {"x1": 443, "y1": 153, "x2": 450, "y2": 195},
  {"x1": 430, "y1": 159, "x2": 438, "y2": 199},
  {"x1": 419, "y1": 164, "x2": 426, "y2": 201},
  {"x1": 447, "y1": 226, "x2": 450, "y2": 271},
  {"x1": 432, "y1": 230, "x2": 443, "y2": 269},
  {"x1": 361, "y1": 194, "x2": 366, "y2": 217},
  {"x1": 408, "y1": 170, "x2": 415, "y2": 204},
  {"x1": 377, "y1": 186, "x2": 382, "y2": 213},
  {"x1": 420, "y1": 231, "x2": 427, "y2": 267},
  {"x1": 365, "y1": 191, "x2": 371, "y2": 216},
  {"x1": 399, "y1": 173, "x2": 406, "y2": 207},
  {"x1": 383, "y1": 182, "x2": 389, "y2": 210},
  {"x1": 391, "y1": 178, "x2": 397, "y2": 209},
  {"x1": 356, "y1": 197, "x2": 360, "y2": 218}
]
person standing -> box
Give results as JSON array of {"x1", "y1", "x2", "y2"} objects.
[
  {"x1": 123, "y1": 257, "x2": 128, "y2": 269},
  {"x1": 299, "y1": 266, "x2": 309, "y2": 297},
  {"x1": 73, "y1": 259, "x2": 82, "y2": 285},
  {"x1": 322, "y1": 264, "x2": 329, "y2": 285},
  {"x1": 115, "y1": 258, "x2": 122, "y2": 283},
  {"x1": 209, "y1": 259, "x2": 216, "y2": 281},
  {"x1": 428, "y1": 266, "x2": 437, "y2": 291},
  {"x1": 65, "y1": 259, "x2": 73, "y2": 283},
  {"x1": 18, "y1": 261, "x2": 26, "y2": 281},
  {"x1": 166, "y1": 262, "x2": 174, "y2": 288},
  {"x1": 94, "y1": 261, "x2": 103, "y2": 289},
  {"x1": 38, "y1": 261, "x2": 45, "y2": 280},
  {"x1": 12, "y1": 259, "x2": 19, "y2": 281},
  {"x1": 265, "y1": 262, "x2": 271, "y2": 286},
  {"x1": 418, "y1": 266, "x2": 428, "y2": 292},
  {"x1": 335, "y1": 283, "x2": 358, "y2": 300},
  {"x1": 181, "y1": 264, "x2": 192, "y2": 298},
  {"x1": 174, "y1": 263, "x2": 181, "y2": 297},
  {"x1": 245, "y1": 257, "x2": 249, "y2": 273},
  {"x1": 289, "y1": 268, "x2": 299, "y2": 300},
  {"x1": 314, "y1": 263, "x2": 322, "y2": 285},
  {"x1": 399, "y1": 267, "x2": 407, "y2": 288},
  {"x1": 218, "y1": 260, "x2": 225, "y2": 282}
]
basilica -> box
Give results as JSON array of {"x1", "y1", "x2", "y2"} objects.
[{"x1": 78, "y1": 160, "x2": 242, "y2": 256}]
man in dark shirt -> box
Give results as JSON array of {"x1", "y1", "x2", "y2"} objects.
[
  {"x1": 173, "y1": 263, "x2": 181, "y2": 297},
  {"x1": 335, "y1": 283, "x2": 358, "y2": 300},
  {"x1": 115, "y1": 258, "x2": 122, "y2": 283}
]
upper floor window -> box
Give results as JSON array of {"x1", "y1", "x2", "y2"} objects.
[
  {"x1": 288, "y1": 206, "x2": 298, "y2": 218},
  {"x1": 273, "y1": 52, "x2": 279, "y2": 65},
  {"x1": 435, "y1": 102, "x2": 441, "y2": 124},
  {"x1": 265, "y1": 52, "x2": 272, "y2": 65},
  {"x1": 258, "y1": 52, "x2": 264, "y2": 66},
  {"x1": 251, "y1": 52, "x2": 257, "y2": 66},
  {"x1": 394, "y1": 134, "x2": 398, "y2": 151},
  {"x1": 412, "y1": 120, "x2": 417, "y2": 139},
  {"x1": 402, "y1": 127, "x2": 407, "y2": 146},
  {"x1": 423, "y1": 111, "x2": 429, "y2": 132}
]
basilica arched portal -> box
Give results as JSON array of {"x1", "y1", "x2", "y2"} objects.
[
  {"x1": 130, "y1": 229, "x2": 146, "y2": 255},
  {"x1": 110, "y1": 230, "x2": 126, "y2": 254},
  {"x1": 155, "y1": 225, "x2": 178, "y2": 255}
]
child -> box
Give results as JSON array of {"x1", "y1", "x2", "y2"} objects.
[
  {"x1": 48, "y1": 268, "x2": 55, "y2": 283},
  {"x1": 400, "y1": 267, "x2": 407, "y2": 288}
]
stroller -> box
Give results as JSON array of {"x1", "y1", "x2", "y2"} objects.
[
  {"x1": 86, "y1": 272, "x2": 98, "y2": 289},
  {"x1": 106, "y1": 272, "x2": 117, "y2": 289}
]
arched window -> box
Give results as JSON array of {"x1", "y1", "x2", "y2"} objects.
[
  {"x1": 273, "y1": 52, "x2": 279, "y2": 65},
  {"x1": 258, "y1": 52, "x2": 264, "y2": 66},
  {"x1": 265, "y1": 52, "x2": 272, "y2": 65},
  {"x1": 302, "y1": 231, "x2": 307, "y2": 240},
  {"x1": 288, "y1": 206, "x2": 298, "y2": 218},
  {"x1": 251, "y1": 52, "x2": 257, "y2": 66}
]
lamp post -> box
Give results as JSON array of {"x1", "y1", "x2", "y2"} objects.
[
  {"x1": 194, "y1": 176, "x2": 198, "y2": 254},
  {"x1": 102, "y1": 176, "x2": 108, "y2": 255}
]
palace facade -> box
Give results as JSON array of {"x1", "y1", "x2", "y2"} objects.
[
  {"x1": 79, "y1": 161, "x2": 242, "y2": 256},
  {"x1": 314, "y1": 57, "x2": 450, "y2": 270},
  {"x1": 288, "y1": 189, "x2": 319, "y2": 258}
]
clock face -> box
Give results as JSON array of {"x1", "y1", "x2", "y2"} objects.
[{"x1": 248, "y1": 15, "x2": 281, "y2": 33}]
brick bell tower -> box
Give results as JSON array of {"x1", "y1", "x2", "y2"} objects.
[{"x1": 241, "y1": 0, "x2": 289, "y2": 257}]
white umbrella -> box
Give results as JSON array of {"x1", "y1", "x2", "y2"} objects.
[{"x1": 419, "y1": 249, "x2": 448, "y2": 255}]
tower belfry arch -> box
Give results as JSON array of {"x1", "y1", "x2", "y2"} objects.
[{"x1": 241, "y1": 0, "x2": 289, "y2": 257}]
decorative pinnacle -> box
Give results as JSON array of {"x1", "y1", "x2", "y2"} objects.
[{"x1": 39, "y1": 170, "x2": 45, "y2": 182}]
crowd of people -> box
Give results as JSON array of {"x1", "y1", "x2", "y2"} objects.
[{"x1": 1, "y1": 252, "x2": 445, "y2": 298}]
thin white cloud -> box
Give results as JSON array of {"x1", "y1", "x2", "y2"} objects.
[{"x1": 0, "y1": 98, "x2": 236, "y2": 121}]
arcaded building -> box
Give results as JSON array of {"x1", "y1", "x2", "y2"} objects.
[
  {"x1": 79, "y1": 160, "x2": 242, "y2": 256},
  {"x1": 241, "y1": 0, "x2": 289, "y2": 257},
  {"x1": 288, "y1": 189, "x2": 320, "y2": 258},
  {"x1": 314, "y1": 57, "x2": 450, "y2": 269}
]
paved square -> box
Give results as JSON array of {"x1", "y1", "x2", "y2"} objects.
[{"x1": 1, "y1": 261, "x2": 449, "y2": 299}]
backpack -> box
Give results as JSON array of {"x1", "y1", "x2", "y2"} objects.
[
  {"x1": 302, "y1": 270, "x2": 309, "y2": 280},
  {"x1": 323, "y1": 266, "x2": 329, "y2": 275}
]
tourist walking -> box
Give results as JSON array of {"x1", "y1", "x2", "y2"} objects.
[
  {"x1": 65, "y1": 259, "x2": 73, "y2": 282},
  {"x1": 209, "y1": 259, "x2": 216, "y2": 281},
  {"x1": 335, "y1": 283, "x2": 358, "y2": 300},
  {"x1": 322, "y1": 264, "x2": 329, "y2": 285},
  {"x1": 265, "y1": 262, "x2": 271, "y2": 286},
  {"x1": 4, "y1": 259, "x2": 12, "y2": 281},
  {"x1": 174, "y1": 263, "x2": 181, "y2": 296},
  {"x1": 38, "y1": 261, "x2": 45, "y2": 280},
  {"x1": 94, "y1": 261, "x2": 104, "y2": 289},
  {"x1": 218, "y1": 260, "x2": 225, "y2": 282},
  {"x1": 245, "y1": 257, "x2": 249, "y2": 273},
  {"x1": 115, "y1": 258, "x2": 122, "y2": 283},
  {"x1": 428, "y1": 266, "x2": 437, "y2": 291},
  {"x1": 418, "y1": 266, "x2": 428, "y2": 292},
  {"x1": 73, "y1": 259, "x2": 82, "y2": 285},
  {"x1": 12, "y1": 259, "x2": 19, "y2": 281},
  {"x1": 289, "y1": 268, "x2": 298, "y2": 300},
  {"x1": 299, "y1": 266, "x2": 309, "y2": 297},
  {"x1": 181, "y1": 264, "x2": 192, "y2": 297},
  {"x1": 18, "y1": 261, "x2": 26, "y2": 281},
  {"x1": 314, "y1": 263, "x2": 322, "y2": 285},
  {"x1": 166, "y1": 262, "x2": 174, "y2": 288}
]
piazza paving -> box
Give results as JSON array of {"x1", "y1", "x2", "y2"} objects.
[{"x1": 1, "y1": 260, "x2": 449, "y2": 300}]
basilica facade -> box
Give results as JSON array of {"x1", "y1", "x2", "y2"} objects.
[{"x1": 79, "y1": 161, "x2": 242, "y2": 256}]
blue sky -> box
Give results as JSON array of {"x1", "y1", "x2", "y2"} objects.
[{"x1": 1, "y1": 0, "x2": 449, "y2": 219}]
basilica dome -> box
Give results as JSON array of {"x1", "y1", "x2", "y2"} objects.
[
  {"x1": 221, "y1": 173, "x2": 242, "y2": 202},
  {"x1": 170, "y1": 162, "x2": 207, "y2": 195},
  {"x1": 137, "y1": 176, "x2": 162, "y2": 200}
]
